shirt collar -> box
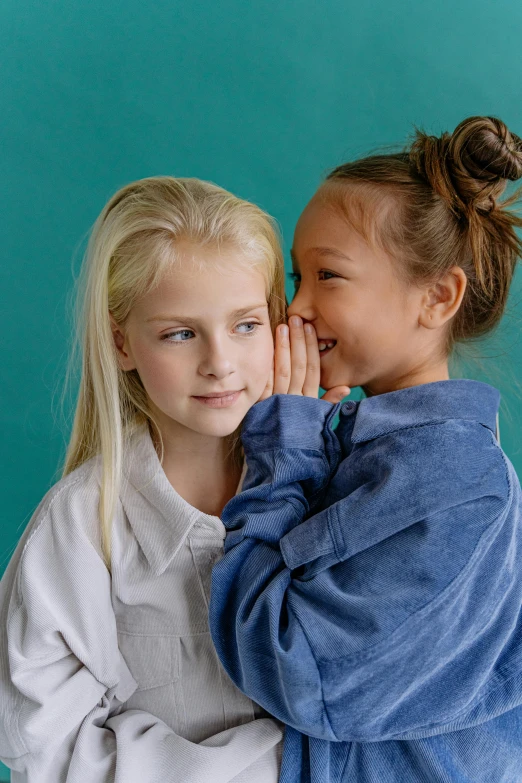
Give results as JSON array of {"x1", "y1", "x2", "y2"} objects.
[
  {"x1": 344, "y1": 379, "x2": 500, "y2": 444},
  {"x1": 119, "y1": 423, "x2": 226, "y2": 575}
]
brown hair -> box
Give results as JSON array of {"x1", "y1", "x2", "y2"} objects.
[{"x1": 323, "y1": 116, "x2": 522, "y2": 353}]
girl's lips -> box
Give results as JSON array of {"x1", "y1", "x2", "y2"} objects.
[
  {"x1": 192, "y1": 391, "x2": 243, "y2": 408},
  {"x1": 318, "y1": 339, "x2": 337, "y2": 359}
]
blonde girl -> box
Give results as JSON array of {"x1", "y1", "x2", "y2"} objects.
[{"x1": 0, "y1": 176, "x2": 286, "y2": 782}]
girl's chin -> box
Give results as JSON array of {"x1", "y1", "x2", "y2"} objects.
[
  {"x1": 320, "y1": 370, "x2": 353, "y2": 393},
  {"x1": 193, "y1": 422, "x2": 243, "y2": 439}
]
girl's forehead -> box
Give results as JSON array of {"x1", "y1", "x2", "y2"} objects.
[
  {"x1": 158, "y1": 261, "x2": 265, "y2": 294},
  {"x1": 294, "y1": 194, "x2": 351, "y2": 241},
  {"x1": 295, "y1": 183, "x2": 396, "y2": 252},
  {"x1": 294, "y1": 204, "x2": 367, "y2": 259},
  {"x1": 130, "y1": 255, "x2": 269, "y2": 321},
  {"x1": 293, "y1": 186, "x2": 401, "y2": 272},
  {"x1": 170, "y1": 239, "x2": 258, "y2": 268}
]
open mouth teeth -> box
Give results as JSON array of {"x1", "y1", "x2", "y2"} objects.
[{"x1": 318, "y1": 340, "x2": 337, "y2": 353}]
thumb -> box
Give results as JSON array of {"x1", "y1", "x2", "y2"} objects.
[{"x1": 321, "y1": 386, "x2": 351, "y2": 404}]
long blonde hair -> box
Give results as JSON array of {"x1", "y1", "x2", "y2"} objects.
[{"x1": 62, "y1": 176, "x2": 286, "y2": 571}]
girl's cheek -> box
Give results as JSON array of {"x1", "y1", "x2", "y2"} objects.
[
  {"x1": 141, "y1": 353, "x2": 187, "y2": 391},
  {"x1": 247, "y1": 339, "x2": 273, "y2": 383},
  {"x1": 263, "y1": 335, "x2": 276, "y2": 365}
]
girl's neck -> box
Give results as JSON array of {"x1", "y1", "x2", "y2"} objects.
[
  {"x1": 363, "y1": 358, "x2": 450, "y2": 397},
  {"x1": 150, "y1": 421, "x2": 242, "y2": 517}
]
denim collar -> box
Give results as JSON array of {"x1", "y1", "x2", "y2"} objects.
[{"x1": 340, "y1": 379, "x2": 500, "y2": 444}]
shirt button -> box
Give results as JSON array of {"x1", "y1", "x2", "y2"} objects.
[{"x1": 341, "y1": 401, "x2": 357, "y2": 415}]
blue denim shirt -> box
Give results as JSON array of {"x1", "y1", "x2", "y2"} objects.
[{"x1": 209, "y1": 380, "x2": 522, "y2": 782}]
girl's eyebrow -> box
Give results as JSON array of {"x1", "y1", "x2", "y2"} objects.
[
  {"x1": 291, "y1": 247, "x2": 356, "y2": 264},
  {"x1": 146, "y1": 303, "x2": 268, "y2": 324}
]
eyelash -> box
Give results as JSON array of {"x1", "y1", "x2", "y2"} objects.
[
  {"x1": 287, "y1": 270, "x2": 339, "y2": 287},
  {"x1": 318, "y1": 270, "x2": 339, "y2": 281},
  {"x1": 161, "y1": 321, "x2": 263, "y2": 343}
]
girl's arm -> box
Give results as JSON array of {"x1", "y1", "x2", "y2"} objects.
[
  {"x1": 208, "y1": 319, "x2": 515, "y2": 743},
  {"x1": 0, "y1": 485, "x2": 282, "y2": 782}
]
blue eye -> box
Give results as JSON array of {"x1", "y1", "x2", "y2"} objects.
[
  {"x1": 236, "y1": 321, "x2": 259, "y2": 334},
  {"x1": 162, "y1": 329, "x2": 195, "y2": 342}
]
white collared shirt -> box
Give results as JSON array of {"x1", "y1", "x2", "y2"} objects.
[{"x1": 0, "y1": 423, "x2": 283, "y2": 782}]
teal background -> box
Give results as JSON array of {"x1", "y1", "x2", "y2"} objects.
[{"x1": 1, "y1": 1, "x2": 522, "y2": 778}]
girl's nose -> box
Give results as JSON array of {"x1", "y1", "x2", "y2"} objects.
[
  {"x1": 287, "y1": 285, "x2": 316, "y2": 322},
  {"x1": 198, "y1": 341, "x2": 235, "y2": 380}
]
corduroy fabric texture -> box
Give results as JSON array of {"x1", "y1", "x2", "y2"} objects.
[
  {"x1": 210, "y1": 381, "x2": 522, "y2": 782},
  {"x1": 0, "y1": 424, "x2": 283, "y2": 782}
]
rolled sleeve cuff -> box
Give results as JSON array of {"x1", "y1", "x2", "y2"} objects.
[
  {"x1": 280, "y1": 506, "x2": 339, "y2": 570},
  {"x1": 241, "y1": 395, "x2": 341, "y2": 455}
]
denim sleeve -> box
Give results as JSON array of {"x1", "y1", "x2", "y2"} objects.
[
  {"x1": 209, "y1": 396, "x2": 515, "y2": 743},
  {"x1": 223, "y1": 395, "x2": 342, "y2": 554}
]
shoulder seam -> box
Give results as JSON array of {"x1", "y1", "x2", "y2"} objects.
[
  {"x1": 352, "y1": 417, "x2": 496, "y2": 444},
  {"x1": 14, "y1": 470, "x2": 100, "y2": 609}
]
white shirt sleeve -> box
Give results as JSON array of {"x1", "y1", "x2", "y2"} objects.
[{"x1": 0, "y1": 484, "x2": 282, "y2": 783}]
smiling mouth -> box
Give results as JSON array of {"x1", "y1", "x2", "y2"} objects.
[
  {"x1": 318, "y1": 339, "x2": 337, "y2": 357},
  {"x1": 196, "y1": 390, "x2": 243, "y2": 398},
  {"x1": 192, "y1": 390, "x2": 244, "y2": 408}
]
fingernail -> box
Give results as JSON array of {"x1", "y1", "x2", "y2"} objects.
[
  {"x1": 304, "y1": 323, "x2": 313, "y2": 334},
  {"x1": 279, "y1": 325, "x2": 288, "y2": 338},
  {"x1": 290, "y1": 315, "x2": 302, "y2": 327}
]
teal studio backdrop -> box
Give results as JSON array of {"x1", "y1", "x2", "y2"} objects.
[{"x1": 1, "y1": 1, "x2": 522, "y2": 778}]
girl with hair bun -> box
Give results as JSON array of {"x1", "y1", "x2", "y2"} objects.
[
  {"x1": 0, "y1": 176, "x2": 287, "y2": 781},
  {"x1": 209, "y1": 117, "x2": 522, "y2": 782}
]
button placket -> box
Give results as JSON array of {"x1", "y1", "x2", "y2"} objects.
[
  {"x1": 189, "y1": 537, "x2": 224, "y2": 608},
  {"x1": 188, "y1": 535, "x2": 257, "y2": 728}
]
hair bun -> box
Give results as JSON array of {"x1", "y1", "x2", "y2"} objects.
[
  {"x1": 410, "y1": 116, "x2": 522, "y2": 215},
  {"x1": 450, "y1": 116, "x2": 522, "y2": 183}
]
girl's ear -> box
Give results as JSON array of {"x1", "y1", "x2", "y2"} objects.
[
  {"x1": 419, "y1": 266, "x2": 467, "y2": 329},
  {"x1": 109, "y1": 312, "x2": 136, "y2": 371}
]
